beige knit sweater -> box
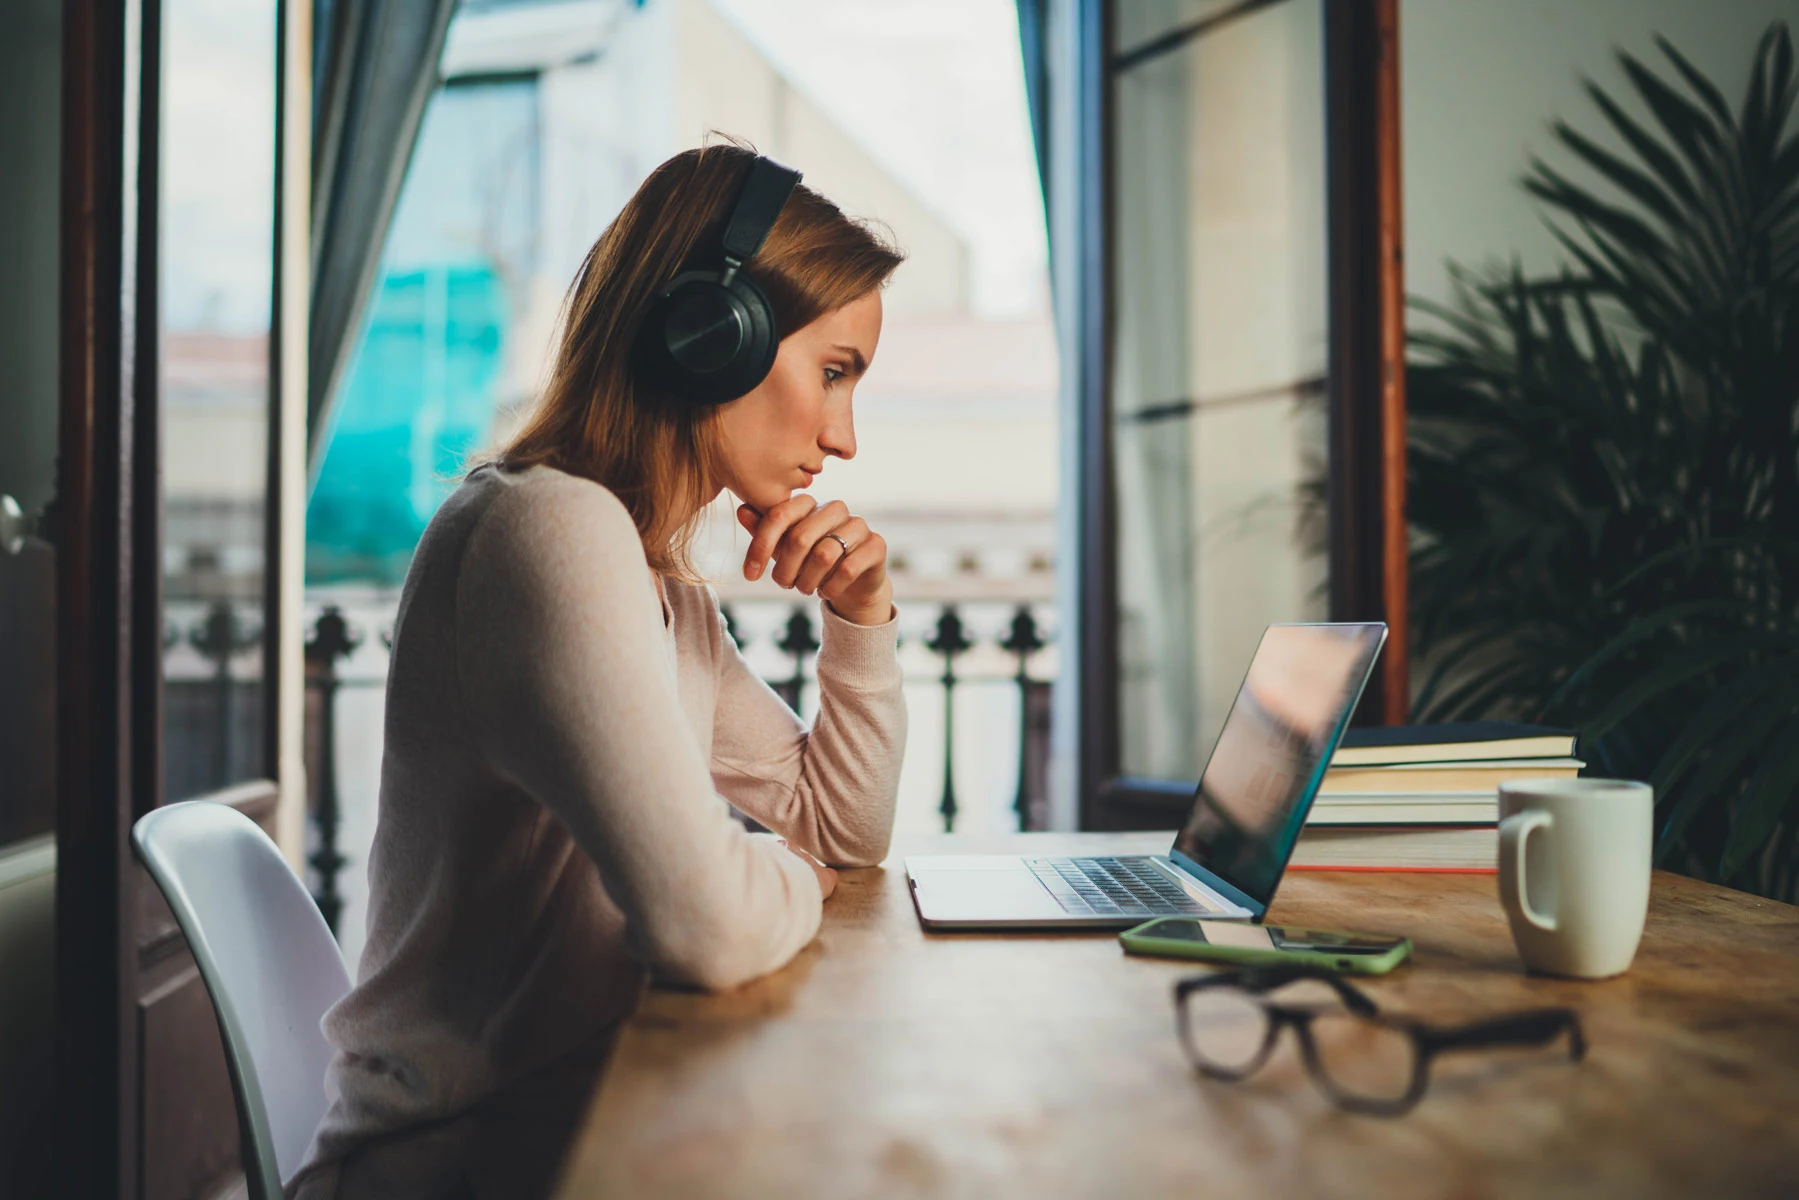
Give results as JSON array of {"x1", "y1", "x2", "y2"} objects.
[{"x1": 289, "y1": 463, "x2": 906, "y2": 1197}]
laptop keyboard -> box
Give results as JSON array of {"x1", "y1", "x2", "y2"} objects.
[{"x1": 1025, "y1": 856, "x2": 1210, "y2": 917}]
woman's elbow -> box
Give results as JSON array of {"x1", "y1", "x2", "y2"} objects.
[
  {"x1": 637, "y1": 915, "x2": 799, "y2": 993},
  {"x1": 666, "y1": 952, "x2": 767, "y2": 993},
  {"x1": 644, "y1": 933, "x2": 763, "y2": 992},
  {"x1": 829, "y1": 828, "x2": 892, "y2": 869}
]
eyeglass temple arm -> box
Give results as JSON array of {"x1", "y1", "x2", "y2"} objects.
[
  {"x1": 1175, "y1": 968, "x2": 1382, "y2": 1017},
  {"x1": 1425, "y1": 1008, "x2": 1587, "y2": 1060},
  {"x1": 1315, "y1": 972, "x2": 1383, "y2": 1017}
]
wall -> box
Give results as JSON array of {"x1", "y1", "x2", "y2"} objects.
[
  {"x1": 0, "y1": 0, "x2": 61, "y2": 518},
  {"x1": 1403, "y1": 0, "x2": 1798, "y2": 309},
  {"x1": 1398, "y1": 0, "x2": 1794, "y2": 710},
  {"x1": 0, "y1": 0, "x2": 61, "y2": 1188},
  {"x1": 0, "y1": 840, "x2": 56, "y2": 1195}
]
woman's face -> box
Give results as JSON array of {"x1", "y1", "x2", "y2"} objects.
[{"x1": 712, "y1": 289, "x2": 882, "y2": 514}]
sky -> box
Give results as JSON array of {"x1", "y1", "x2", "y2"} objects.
[{"x1": 709, "y1": 0, "x2": 1051, "y2": 318}]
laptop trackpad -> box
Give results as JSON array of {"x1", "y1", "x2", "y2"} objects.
[{"x1": 909, "y1": 862, "x2": 1062, "y2": 922}]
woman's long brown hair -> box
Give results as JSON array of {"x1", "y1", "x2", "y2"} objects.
[{"x1": 489, "y1": 140, "x2": 904, "y2": 579}]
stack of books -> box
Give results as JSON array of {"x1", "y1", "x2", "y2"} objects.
[{"x1": 1291, "y1": 722, "x2": 1581, "y2": 872}]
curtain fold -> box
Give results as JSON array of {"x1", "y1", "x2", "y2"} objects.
[
  {"x1": 308, "y1": 0, "x2": 457, "y2": 474},
  {"x1": 1015, "y1": 0, "x2": 1051, "y2": 214}
]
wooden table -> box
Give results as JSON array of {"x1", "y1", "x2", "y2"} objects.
[{"x1": 554, "y1": 833, "x2": 1799, "y2": 1198}]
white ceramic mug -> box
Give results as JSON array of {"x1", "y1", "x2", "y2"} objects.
[{"x1": 1497, "y1": 778, "x2": 1653, "y2": 979}]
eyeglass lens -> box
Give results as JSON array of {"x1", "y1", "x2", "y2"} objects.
[
  {"x1": 1179, "y1": 988, "x2": 1273, "y2": 1077},
  {"x1": 1304, "y1": 1011, "x2": 1418, "y2": 1106},
  {"x1": 1180, "y1": 980, "x2": 1422, "y2": 1108}
]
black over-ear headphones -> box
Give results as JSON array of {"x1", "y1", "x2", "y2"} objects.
[{"x1": 635, "y1": 155, "x2": 802, "y2": 406}]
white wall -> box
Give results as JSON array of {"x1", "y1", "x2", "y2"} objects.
[{"x1": 1403, "y1": 0, "x2": 1798, "y2": 308}]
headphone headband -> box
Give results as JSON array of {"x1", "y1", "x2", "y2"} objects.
[{"x1": 721, "y1": 156, "x2": 801, "y2": 263}]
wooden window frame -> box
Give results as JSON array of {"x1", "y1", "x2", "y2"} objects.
[
  {"x1": 55, "y1": 1, "x2": 296, "y2": 1193},
  {"x1": 1057, "y1": 0, "x2": 1409, "y2": 831}
]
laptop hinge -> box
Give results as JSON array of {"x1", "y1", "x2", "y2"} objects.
[{"x1": 1150, "y1": 857, "x2": 1250, "y2": 916}]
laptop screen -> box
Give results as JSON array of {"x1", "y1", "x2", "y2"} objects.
[{"x1": 1171, "y1": 623, "x2": 1386, "y2": 907}]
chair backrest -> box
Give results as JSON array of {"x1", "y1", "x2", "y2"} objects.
[{"x1": 132, "y1": 801, "x2": 352, "y2": 1200}]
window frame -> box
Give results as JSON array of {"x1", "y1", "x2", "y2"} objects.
[{"x1": 1058, "y1": 0, "x2": 1408, "y2": 831}]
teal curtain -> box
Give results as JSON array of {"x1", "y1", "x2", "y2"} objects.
[{"x1": 308, "y1": 0, "x2": 457, "y2": 475}]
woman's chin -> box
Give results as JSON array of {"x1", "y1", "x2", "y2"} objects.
[{"x1": 740, "y1": 485, "x2": 794, "y2": 514}]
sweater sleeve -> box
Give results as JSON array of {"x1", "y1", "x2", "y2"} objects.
[
  {"x1": 453, "y1": 474, "x2": 823, "y2": 992},
  {"x1": 708, "y1": 594, "x2": 906, "y2": 867}
]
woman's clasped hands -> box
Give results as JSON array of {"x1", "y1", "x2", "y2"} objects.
[{"x1": 737, "y1": 496, "x2": 892, "y2": 627}]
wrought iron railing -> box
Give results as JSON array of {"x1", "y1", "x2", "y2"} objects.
[
  {"x1": 163, "y1": 599, "x2": 267, "y2": 804},
  {"x1": 300, "y1": 597, "x2": 1055, "y2": 933}
]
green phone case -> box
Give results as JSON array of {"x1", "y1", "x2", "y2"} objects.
[{"x1": 1118, "y1": 919, "x2": 1413, "y2": 975}]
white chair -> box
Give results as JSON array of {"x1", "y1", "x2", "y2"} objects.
[{"x1": 133, "y1": 800, "x2": 352, "y2": 1200}]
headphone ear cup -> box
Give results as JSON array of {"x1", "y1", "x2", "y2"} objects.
[
  {"x1": 637, "y1": 270, "x2": 781, "y2": 406},
  {"x1": 722, "y1": 270, "x2": 780, "y2": 397}
]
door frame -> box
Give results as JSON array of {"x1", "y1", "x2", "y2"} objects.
[
  {"x1": 54, "y1": 0, "x2": 304, "y2": 1192},
  {"x1": 54, "y1": 0, "x2": 155, "y2": 1192}
]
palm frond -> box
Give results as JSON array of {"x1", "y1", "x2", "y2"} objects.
[{"x1": 1401, "y1": 22, "x2": 1799, "y2": 899}]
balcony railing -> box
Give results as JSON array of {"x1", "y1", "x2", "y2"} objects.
[
  {"x1": 163, "y1": 599, "x2": 267, "y2": 804},
  {"x1": 299, "y1": 594, "x2": 1056, "y2": 936}
]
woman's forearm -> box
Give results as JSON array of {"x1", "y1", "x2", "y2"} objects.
[{"x1": 712, "y1": 601, "x2": 907, "y2": 866}]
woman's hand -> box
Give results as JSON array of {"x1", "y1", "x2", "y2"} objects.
[
  {"x1": 776, "y1": 838, "x2": 838, "y2": 900},
  {"x1": 737, "y1": 497, "x2": 893, "y2": 626}
]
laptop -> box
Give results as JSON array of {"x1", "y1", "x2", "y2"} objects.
[{"x1": 905, "y1": 622, "x2": 1387, "y2": 929}]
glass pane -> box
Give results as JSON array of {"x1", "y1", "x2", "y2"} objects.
[
  {"x1": 160, "y1": 0, "x2": 277, "y2": 799},
  {"x1": 0, "y1": 0, "x2": 62, "y2": 846},
  {"x1": 1110, "y1": 0, "x2": 1329, "y2": 781}
]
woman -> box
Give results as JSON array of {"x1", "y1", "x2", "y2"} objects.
[{"x1": 289, "y1": 143, "x2": 908, "y2": 1199}]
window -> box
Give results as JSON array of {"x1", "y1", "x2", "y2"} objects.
[
  {"x1": 160, "y1": 0, "x2": 280, "y2": 802},
  {"x1": 308, "y1": 75, "x2": 541, "y2": 584},
  {"x1": 1057, "y1": 0, "x2": 1407, "y2": 828},
  {"x1": 1109, "y1": 0, "x2": 1330, "y2": 784},
  {"x1": 301, "y1": 1, "x2": 1059, "y2": 960}
]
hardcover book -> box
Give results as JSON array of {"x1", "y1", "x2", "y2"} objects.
[{"x1": 1330, "y1": 721, "x2": 1578, "y2": 767}]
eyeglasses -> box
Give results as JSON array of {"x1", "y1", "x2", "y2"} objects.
[{"x1": 1173, "y1": 965, "x2": 1585, "y2": 1116}]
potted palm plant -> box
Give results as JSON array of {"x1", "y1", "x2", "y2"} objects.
[{"x1": 1405, "y1": 23, "x2": 1799, "y2": 898}]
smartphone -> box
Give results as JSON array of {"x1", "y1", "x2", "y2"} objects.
[{"x1": 1119, "y1": 918, "x2": 1412, "y2": 975}]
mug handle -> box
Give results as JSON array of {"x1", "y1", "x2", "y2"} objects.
[{"x1": 1499, "y1": 810, "x2": 1557, "y2": 932}]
